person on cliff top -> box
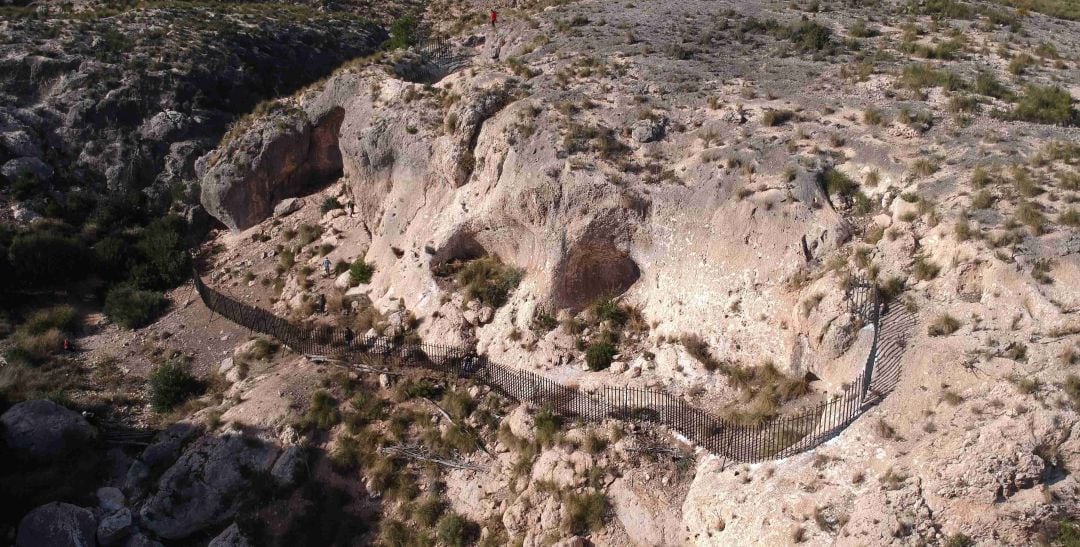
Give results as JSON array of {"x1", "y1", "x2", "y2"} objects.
[{"x1": 490, "y1": 9, "x2": 497, "y2": 27}]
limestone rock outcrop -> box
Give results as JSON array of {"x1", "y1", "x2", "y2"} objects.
[{"x1": 0, "y1": 399, "x2": 97, "y2": 462}]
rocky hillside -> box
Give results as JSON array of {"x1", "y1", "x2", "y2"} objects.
[
  {"x1": 3, "y1": 0, "x2": 1080, "y2": 545},
  {"x1": 0, "y1": 1, "x2": 385, "y2": 219}
]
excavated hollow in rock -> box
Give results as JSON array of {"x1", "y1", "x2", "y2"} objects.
[{"x1": 552, "y1": 241, "x2": 640, "y2": 311}]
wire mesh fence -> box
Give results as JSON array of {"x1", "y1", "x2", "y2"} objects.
[{"x1": 194, "y1": 273, "x2": 880, "y2": 463}]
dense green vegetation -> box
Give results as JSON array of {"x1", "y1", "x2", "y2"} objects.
[
  {"x1": 104, "y1": 286, "x2": 168, "y2": 329},
  {"x1": 148, "y1": 360, "x2": 200, "y2": 412},
  {"x1": 1010, "y1": 85, "x2": 1078, "y2": 126}
]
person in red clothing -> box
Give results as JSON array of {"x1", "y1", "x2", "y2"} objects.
[{"x1": 490, "y1": 9, "x2": 497, "y2": 27}]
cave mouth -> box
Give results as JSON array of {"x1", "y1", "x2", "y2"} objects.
[
  {"x1": 552, "y1": 244, "x2": 640, "y2": 311},
  {"x1": 430, "y1": 230, "x2": 488, "y2": 276}
]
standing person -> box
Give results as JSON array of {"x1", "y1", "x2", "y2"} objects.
[
  {"x1": 323, "y1": 257, "x2": 331, "y2": 277},
  {"x1": 344, "y1": 326, "x2": 355, "y2": 350},
  {"x1": 490, "y1": 8, "x2": 497, "y2": 27},
  {"x1": 317, "y1": 293, "x2": 326, "y2": 314}
]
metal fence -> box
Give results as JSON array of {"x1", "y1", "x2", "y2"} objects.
[{"x1": 194, "y1": 273, "x2": 881, "y2": 463}]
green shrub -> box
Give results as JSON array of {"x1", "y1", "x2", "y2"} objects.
[
  {"x1": 300, "y1": 390, "x2": 340, "y2": 430},
  {"x1": 1011, "y1": 85, "x2": 1077, "y2": 126},
  {"x1": 784, "y1": 19, "x2": 833, "y2": 52},
  {"x1": 8, "y1": 231, "x2": 93, "y2": 288},
  {"x1": 148, "y1": 360, "x2": 199, "y2": 412},
  {"x1": 974, "y1": 71, "x2": 1010, "y2": 99},
  {"x1": 349, "y1": 259, "x2": 375, "y2": 284},
  {"x1": 535, "y1": 406, "x2": 561, "y2": 446},
  {"x1": 296, "y1": 223, "x2": 323, "y2": 246},
  {"x1": 320, "y1": 197, "x2": 342, "y2": 213},
  {"x1": 565, "y1": 491, "x2": 609, "y2": 535},
  {"x1": 23, "y1": 306, "x2": 79, "y2": 335},
  {"x1": 456, "y1": 255, "x2": 523, "y2": 308},
  {"x1": 441, "y1": 390, "x2": 475, "y2": 420},
  {"x1": 132, "y1": 215, "x2": 192, "y2": 289},
  {"x1": 436, "y1": 513, "x2": 479, "y2": 547},
  {"x1": 105, "y1": 286, "x2": 167, "y2": 329},
  {"x1": 586, "y1": 342, "x2": 616, "y2": 371},
  {"x1": 411, "y1": 496, "x2": 445, "y2": 527},
  {"x1": 763, "y1": 109, "x2": 796, "y2": 126},
  {"x1": 819, "y1": 168, "x2": 858, "y2": 197},
  {"x1": 384, "y1": 14, "x2": 418, "y2": 50},
  {"x1": 928, "y1": 314, "x2": 961, "y2": 336}
]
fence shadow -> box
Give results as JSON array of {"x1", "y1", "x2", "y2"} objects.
[{"x1": 193, "y1": 273, "x2": 907, "y2": 463}]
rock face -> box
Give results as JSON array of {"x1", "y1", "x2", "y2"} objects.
[
  {"x1": 0, "y1": 399, "x2": 96, "y2": 461},
  {"x1": 198, "y1": 105, "x2": 346, "y2": 231},
  {"x1": 16, "y1": 502, "x2": 97, "y2": 547},
  {"x1": 139, "y1": 432, "x2": 279, "y2": 539},
  {"x1": 0, "y1": 4, "x2": 385, "y2": 218}
]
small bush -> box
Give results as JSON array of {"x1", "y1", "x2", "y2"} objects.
[
  {"x1": 300, "y1": 390, "x2": 340, "y2": 430},
  {"x1": 412, "y1": 496, "x2": 445, "y2": 527},
  {"x1": 1016, "y1": 200, "x2": 1047, "y2": 233},
  {"x1": 590, "y1": 297, "x2": 629, "y2": 325},
  {"x1": 384, "y1": 14, "x2": 418, "y2": 50},
  {"x1": 1059, "y1": 209, "x2": 1080, "y2": 227},
  {"x1": 436, "y1": 513, "x2": 479, "y2": 547},
  {"x1": 1011, "y1": 85, "x2": 1077, "y2": 126},
  {"x1": 148, "y1": 360, "x2": 199, "y2": 412},
  {"x1": 913, "y1": 256, "x2": 941, "y2": 281},
  {"x1": 763, "y1": 109, "x2": 796, "y2": 126},
  {"x1": 784, "y1": 19, "x2": 833, "y2": 52},
  {"x1": 320, "y1": 197, "x2": 342, "y2": 213},
  {"x1": 455, "y1": 255, "x2": 523, "y2": 308},
  {"x1": 105, "y1": 286, "x2": 167, "y2": 329},
  {"x1": 928, "y1": 314, "x2": 961, "y2": 336},
  {"x1": 349, "y1": 259, "x2": 375, "y2": 284},
  {"x1": 819, "y1": 168, "x2": 857, "y2": 197},
  {"x1": 23, "y1": 306, "x2": 79, "y2": 335},
  {"x1": 586, "y1": 342, "x2": 616, "y2": 371},
  {"x1": 863, "y1": 108, "x2": 886, "y2": 126},
  {"x1": 974, "y1": 72, "x2": 1010, "y2": 100},
  {"x1": 1065, "y1": 375, "x2": 1080, "y2": 410},
  {"x1": 535, "y1": 406, "x2": 561, "y2": 446},
  {"x1": 564, "y1": 491, "x2": 609, "y2": 535}
]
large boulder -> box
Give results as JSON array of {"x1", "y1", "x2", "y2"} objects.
[
  {"x1": 208, "y1": 523, "x2": 252, "y2": 547},
  {"x1": 198, "y1": 104, "x2": 346, "y2": 231},
  {"x1": 139, "y1": 432, "x2": 279, "y2": 539},
  {"x1": 0, "y1": 399, "x2": 96, "y2": 461},
  {"x1": 16, "y1": 502, "x2": 97, "y2": 547}
]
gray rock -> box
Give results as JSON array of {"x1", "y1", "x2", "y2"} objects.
[
  {"x1": 631, "y1": 118, "x2": 666, "y2": 143},
  {"x1": 2, "y1": 156, "x2": 54, "y2": 181},
  {"x1": 270, "y1": 445, "x2": 307, "y2": 487},
  {"x1": 138, "y1": 110, "x2": 192, "y2": 142},
  {"x1": 0, "y1": 399, "x2": 96, "y2": 462},
  {"x1": 140, "y1": 422, "x2": 199, "y2": 472},
  {"x1": 218, "y1": 357, "x2": 235, "y2": 375},
  {"x1": 96, "y1": 487, "x2": 126, "y2": 513},
  {"x1": 140, "y1": 433, "x2": 279, "y2": 539},
  {"x1": 16, "y1": 502, "x2": 97, "y2": 547},
  {"x1": 272, "y1": 197, "x2": 305, "y2": 218},
  {"x1": 199, "y1": 104, "x2": 345, "y2": 231},
  {"x1": 208, "y1": 523, "x2": 252, "y2": 547},
  {"x1": 97, "y1": 509, "x2": 133, "y2": 546},
  {"x1": 11, "y1": 203, "x2": 42, "y2": 224},
  {"x1": 121, "y1": 533, "x2": 164, "y2": 547},
  {"x1": 2, "y1": 130, "x2": 40, "y2": 157}
]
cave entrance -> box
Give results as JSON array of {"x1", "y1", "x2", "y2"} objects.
[{"x1": 552, "y1": 244, "x2": 640, "y2": 311}]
